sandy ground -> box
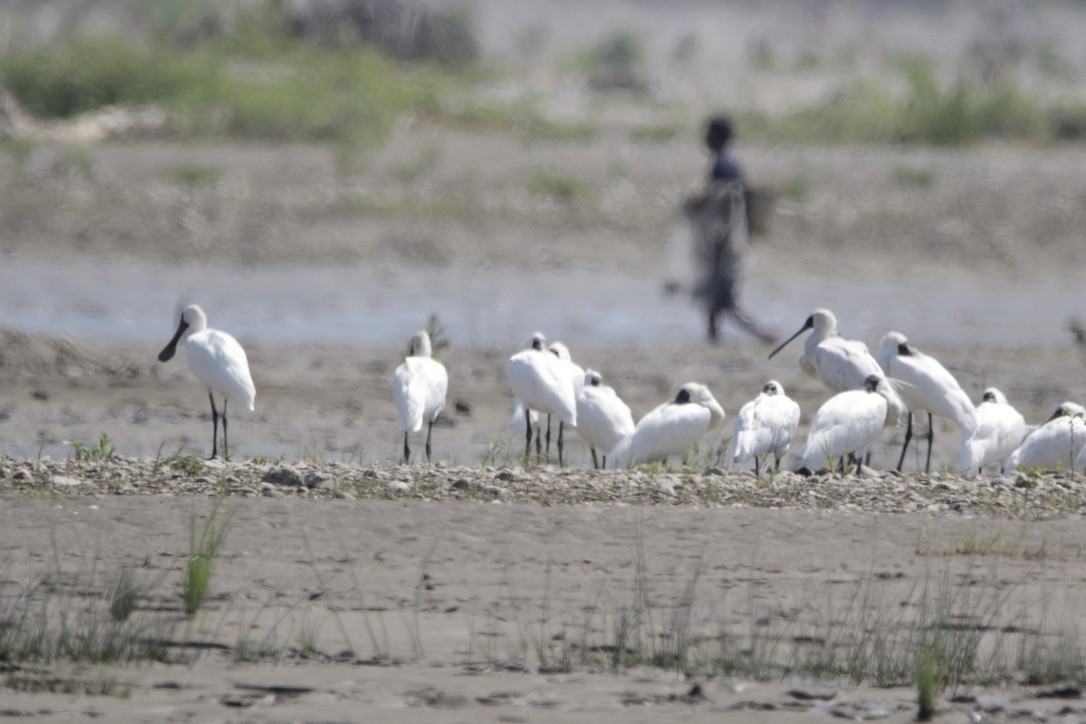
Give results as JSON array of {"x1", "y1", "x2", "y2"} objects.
[{"x1": 2, "y1": 496, "x2": 1086, "y2": 721}]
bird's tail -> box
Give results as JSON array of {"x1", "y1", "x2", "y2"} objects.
[{"x1": 959, "y1": 430, "x2": 983, "y2": 475}]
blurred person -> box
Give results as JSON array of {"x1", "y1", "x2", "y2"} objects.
[{"x1": 665, "y1": 115, "x2": 776, "y2": 344}]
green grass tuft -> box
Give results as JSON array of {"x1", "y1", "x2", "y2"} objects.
[{"x1": 182, "y1": 498, "x2": 233, "y2": 616}]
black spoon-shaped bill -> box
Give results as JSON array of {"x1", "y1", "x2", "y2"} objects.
[
  {"x1": 158, "y1": 318, "x2": 189, "y2": 362},
  {"x1": 767, "y1": 316, "x2": 814, "y2": 360}
]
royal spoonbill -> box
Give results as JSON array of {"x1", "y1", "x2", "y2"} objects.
[
  {"x1": 959, "y1": 388, "x2": 1026, "y2": 475},
  {"x1": 506, "y1": 333, "x2": 577, "y2": 465},
  {"x1": 769, "y1": 309, "x2": 904, "y2": 420},
  {"x1": 608, "y1": 383, "x2": 725, "y2": 469},
  {"x1": 733, "y1": 380, "x2": 801, "y2": 478},
  {"x1": 158, "y1": 304, "x2": 255, "y2": 459},
  {"x1": 392, "y1": 330, "x2": 448, "y2": 463},
  {"x1": 798, "y1": 374, "x2": 902, "y2": 474},
  {"x1": 575, "y1": 369, "x2": 635, "y2": 469},
  {"x1": 1005, "y1": 402, "x2": 1086, "y2": 472},
  {"x1": 875, "y1": 331, "x2": 977, "y2": 473}
]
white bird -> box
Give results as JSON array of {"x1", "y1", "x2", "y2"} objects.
[
  {"x1": 875, "y1": 331, "x2": 977, "y2": 473},
  {"x1": 1005, "y1": 402, "x2": 1086, "y2": 472},
  {"x1": 392, "y1": 330, "x2": 449, "y2": 463},
  {"x1": 798, "y1": 374, "x2": 900, "y2": 474},
  {"x1": 506, "y1": 332, "x2": 577, "y2": 464},
  {"x1": 546, "y1": 341, "x2": 585, "y2": 463},
  {"x1": 158, "y1": 304, "x2": 255, "y2": 459},
  {"x1": 959, "y1": 388, "x2": 1026, "y2": 475},
  {"x1": 609, "y1": 383, "x2": 725, "y2": 469},
  {"x1": 733, "y1": 380, "x2": 801, "y2": 478},
  {"x1": 575, "y1": 369, "x2": 635, "y2": 469},
  {"x1": 769, "y1": 308, "x2": 905, "y2": 424}
]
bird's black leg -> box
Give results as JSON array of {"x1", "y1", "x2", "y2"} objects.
[
  {"x1": 897, "y1": 412, "x2": 914, "y2": 471},
  {"x1": 524, "y1": 409, "x2": 533, "y2": 460},
  {"x1": 222, "y1": 398, "x2": 229, "y2": 460},
  {"x1": 601, "y1": 454, "x2": 608, "y2": 470},
  {"x1": 591, "y1": 448, "x2": 599, "y2": 470},
  {"x1": 426, "y1": 420, "x2": 434, "y2": 462},
  {"x1": 925, "y1": 412, "x2": 934, "y2": 473},
  {"x1": 208, "y1": 392, "x2": 219, "y2": 460},
  {"x1": 403, "y1": 431, "x2": 410, "y2": 464},
  {"x1": 774, "y1": 453, "x2": 782, "y2": 472},
  {"x1": 545, "y1": 416, "x2": 552, "y2": 456},
  {"x1": 754, "y1": 456, "x2": 760, "y2": 480}
]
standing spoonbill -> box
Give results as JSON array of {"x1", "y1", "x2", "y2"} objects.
[
  {"x1": 547, "y1": 341, "x2": 585, "y2": 462},
  {"x1": 733, "y1": 380, "x2": 801, "y2": 478},
  {"x1": 575, "y1": 369, "x2": 635, "y2": 469},
  {"x1": 875, "y1": 331, "x2": 977, "y2": 473},
  {"x1": 506, "y1": 333, "x2": 577, "y2": 465},
  {"x1": 959, "y1": 388, "x2": 1026, "y2": 475},
  {"x1": 392, "y1": 330, "x2": 448, "y2": 463},
  {"x1": 768, "y1": 309, "x2": 904, "y2": 421},
  {"x1": 1005, "y1": 402, "x2": 1086, "y2": 472},
  {"x1": 609, "y1": 383, "x2": 725, "y2": 469},
  {"x1": 798, "y1": 374, "x2": 903, "y2": 474},
  {"x1": 158, "y1": 304, "x2": 255, "y2": 459}
]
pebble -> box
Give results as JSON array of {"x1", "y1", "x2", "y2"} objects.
[{"x1": 262, "y1": 466, "x2": 302, "y2": 487}]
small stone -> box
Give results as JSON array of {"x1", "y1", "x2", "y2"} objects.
[
  {"x1": 483, "y1": 486, "x2": 502, "y2": 496},
  {"x1": 450, "y1": 479, "x2": 472, "y2": 490},
  {"x1": 302, "y1": 472, "x2": 326, "y2": 489},
  {"x1": 387, "y1": 481, "x2": 411, "y2": 492},
  {"x1": 12, "y1": 469, "x2": 32, "y2": 482},
  {"x1": 51, "y1": 476, "x2": 83, "y2": 487},
  {"x1": 495, "y1": 470, "x2": 515, "y2": 482},
  {"x1": 262, "y1": 466, "x2": 302, "y2": 487}
]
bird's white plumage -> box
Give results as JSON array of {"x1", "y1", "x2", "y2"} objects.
[
  {"x1": 392, "y1": 331, "x2": 448, "y2": 433},
  {"x1": 959, "y1": 388, "x2": 1026, "y2": 474},
  {"x1": 771, "y1": 309, "x2": 905, "y2": 424},
  {"x1": 506, "y1": 334, "x2": 577, "y2": 425},
  {"x1": 179, "y1": 307, "x2": 256, "y2": 411},
  {"x1": 876, "y1": 332, "x2": 976, "y2": 433},
  {"x1": 1005, "y1": 403, "x2": 1086, "y2": 472},
  {"x1": 798, "y1": 377, "x2": 896, "y2": 469},
  {"x1": 733, "y1": 380, "x2": 801, "y2": 466},
  {"x1": 576, "y1": 370, "x2": 635, "y2": 457},
  {"x1": 609, "y1": 383, "x2": 725, "y2": 469}
]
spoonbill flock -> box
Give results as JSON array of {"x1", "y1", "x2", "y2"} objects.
[{"x1": 159, "y1": 305, "x2": 1083, "y2": 476}]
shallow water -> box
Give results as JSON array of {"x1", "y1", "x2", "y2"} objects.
[{"x1": 8, "y1": 253, "x2": 1077, "y2": 350}]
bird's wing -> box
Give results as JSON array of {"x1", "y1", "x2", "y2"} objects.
[
  {"x1": 813, "y1": 338, "x2": 879, "y2": 391},
  {"x1": 506, "y1": 353, "x2": 577, "y2": 424},
  {"x1": 628, "y1": 403, "x2": 711, "y2": 465},
  {"x1": 732, "y1": 398, "x2": 761, "y2": 462},
  {"x1": 763, "y1": 396, "x2": 802, "y2": 456},
  {"x1": 576, "y1": 387, "x2": 635, "y2": 452},
  {"x1": 392, "y1": 362, "x2": 424, "y2": 433},
  {"x1": 886, "y1": 353, "x2": 976, "y2": 430},
  {"x1": 413, "y1": 357, "x2": 448, "y2": 422},
  {"x1": 185, "y1": 330, "x2": 256, "y2": 411}
]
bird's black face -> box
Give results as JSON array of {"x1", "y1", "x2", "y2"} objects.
[
  {"x1": 1049, "y1": 405, "x2": 1071, "y2": 421},
  {"x1": 768, "y1": 315, "x2": 815, "y2": 360},
  {"x1": 531, "y1": 337, "x2": 544, "y2": 351},
  {"x1": 762, "y1": 382, "x2": 777, "y2": 395},
  {"x1": 674, "y1": 388, "x2": 691, "y2": 404},
  {"x1": 864, "y1": 375, "x2": 880, "y2": 392},
  {"x1": 589, "y1": 375, "x2": 602, "y2": 387},
  {"x1": 982, "y1": 391, "x2": 996, "y2": 403},
  {"x1": 897, "y1": 343, "x2": 911, "y2": 356},
  {"x1": 158, "y1": 316, "x2": 189, "y2": 363}
]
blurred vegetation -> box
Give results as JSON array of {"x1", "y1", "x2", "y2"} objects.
[
  {"x1": 2, "y1": 2, "x2": 1086, "y2": 150},
  {"x1": 0, "y1": 1, "x2": 461, "y2": 151},
  {"x1": 755, "y1": 59, "x2": 1086, "y2": 146}
]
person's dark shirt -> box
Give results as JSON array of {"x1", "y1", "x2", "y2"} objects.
[{"x1": 709, "y1": 151, "x2": 744, "y2": 183}]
